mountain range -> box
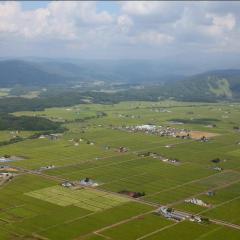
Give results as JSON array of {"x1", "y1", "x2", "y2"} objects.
[{"x1": 0, "y1": 59, "x2": 240, "y2": 101}]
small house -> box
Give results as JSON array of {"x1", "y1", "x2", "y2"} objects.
[
  {"x1": 61, "y1": 182, "x2": 74, "y2": 188},
  {"x1": 80, "y1": 178, "x2": 99, "y2": 187}
]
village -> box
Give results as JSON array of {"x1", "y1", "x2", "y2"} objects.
[
  {"x1": 116, "y1": 124, "x2": 191, "y2": 139},
  {"x1": 114, "y1": 124, "x2": 213, "y2": 143}
]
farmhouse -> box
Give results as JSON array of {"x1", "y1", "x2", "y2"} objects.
[
  {"x1": 0, "y1": 172, "x2": 13, "y2": 178},
  {"x1": 206, "y1": 191, "x2": 215, "y2": 197},
  {"x1": 213, "y1": 166, "x2": 223, "y2": 171},
  {"x1": 49, "y1": 133, "x2": 62, "y2": 140},
  {"x1": 168, "y1": 121, "x2": 184, "y2": 125},
  {"x1": 38, "y1": 133, "x2": 62, "y2": 140},
  {"x1": 117, "y1": 147, "x2": 128, "y2": 153},
  {"x1": 118, "y1": 190, "x2": 145, "y2": 198},
  {"x1": 0, "y1": 157, "x2": 11, "y2": 163},
  {"x1": 135, "y1": 124, "x2": 156, "y2": 131},
  {"x1": 40, "y1": 165, "x2": 55, "y2": 171},
  {"x1": 86, "y1": 141, "x2": 95, "y2": 145},
  {"x1": 185, "y1": 198, "x2": 210, "y2": 207},
  {"x1": 0, "y1": 172, "x2": 14, "y2": 184},
  {"x1": 61, "y1": 182, "x2": 74, "y2": 188},
  {"x1": 158, "y1": 207, "x2": 186, "y2": 221},
  {"x1": 190, "y1": 216, "x2": 210, "y2": 224},
  {"x1": 138, "y1": 152, "x2": 180, "y2": 165},
  {"x1": 0, "y1": 156, "x2": 24, "y2": 162},
  {"x1": 80, "y1": 178, "x2": 99, "y2": 187},
  {"x1": 199, "y1": 136, "x2": 209, "y2": 142},
  {"x1": 190, "y1": 216, "x2": 202, "y2": 223}
]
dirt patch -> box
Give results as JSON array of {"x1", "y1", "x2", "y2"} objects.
[
  {"x1": 189, "y1": 131, "x2": 219, "y2": 139},
  {"x1": 0, "y1": 168, "x2": 18, "y2": 172}
]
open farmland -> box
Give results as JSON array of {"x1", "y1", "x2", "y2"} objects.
[{"x1": 0, "y1": 101, "x2": 240, "y2": 239}]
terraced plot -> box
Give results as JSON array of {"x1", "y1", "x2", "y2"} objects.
[{"x1": 25, "y1": 185, "x2": 130, "y2": 212}]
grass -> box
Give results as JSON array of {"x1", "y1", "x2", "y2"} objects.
[
  {"x1": 26, "y1": 185, "x2": 130, "y2": 212},
  {"x1": 0, "y1": 100, "x2": 240, "y2": 239}
]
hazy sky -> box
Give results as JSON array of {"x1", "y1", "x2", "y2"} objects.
[{"x1": 0, "y1": 1, "x2": 240, "y2": 68}]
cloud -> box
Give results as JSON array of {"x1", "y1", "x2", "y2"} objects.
[
  {"x1": 0, "y1": 1, "x2": 113, "y2": 40},
  {"x1": 117, "y1": 15, "x2": 133, "y2": 33},
  {"x1": 131, "y1": 31, "x2": 174, "y2": 45},
  {"x1": 0, "y1": 1, "x2": 239, "y2": 61}
]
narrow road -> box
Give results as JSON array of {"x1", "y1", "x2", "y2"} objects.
[{"x1": 12, "y1": 165, "x2": 240, "y2": 233}]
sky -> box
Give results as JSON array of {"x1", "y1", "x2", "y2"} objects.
[{"x1": 0, "y1": 1, "x2": 240, "y2": 69}]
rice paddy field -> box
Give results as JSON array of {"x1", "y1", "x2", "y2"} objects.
[{"x1": 0, "y1": 100, "x2": 240, "y2": 239}]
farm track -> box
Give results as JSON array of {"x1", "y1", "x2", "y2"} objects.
[
  {"x1": 168, "y1": 174, "x2": 240, "y2": 207},
  {"x1": 39, "y1": 138, "x2": 188, "y2": 172},
  {"x1": 142, "y1": 169, "x2": 238, "y2": 199},
  {"x1": 13, "y1": 165, "x2": 240, "y2": 234},
  {"x1": 6, "y1": 128, "x2": 240, "y2": 238},
  {"x1": 135, "y1": 222, "x2": 179, "y2": 240}
]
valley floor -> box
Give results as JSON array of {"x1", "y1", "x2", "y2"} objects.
[{"x1": 0, "y1": 101, "x2": 240, "y2": 239}]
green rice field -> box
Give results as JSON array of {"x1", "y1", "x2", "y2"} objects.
[{"x1": 0, "y1": 101, "x2": 240, "y2": 239}]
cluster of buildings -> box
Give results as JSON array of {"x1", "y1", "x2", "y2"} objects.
[
  {"x1": 0, "y1": 155, "x2": 23, "y2": 163},
  {"x1": 150, "y1": 108, "x2": 172, "y2": 113},
  {"x1": 185, "y1": 198, "x2": 210, "y2": 208},
  {"x1": 0, "y1": 157, "x2": 12, "y2": 163},
  {"x1": 117, "y1": 124, "x2": 191, "y2": 139},
  {"x1": 61, "y1": 181, "x2": 74, "y2": 188},
  {"x1": 117, "y1": 114, "x2": 141, "y2": 119},
  {"x1": 68, "y1": 138, "x2": 95, "y2": 146},
  {"x1": 61, "y1": 178, "x2": 99, "y2": 188},
  {"x1": 158, "y1": 207, "x2": 187, "y2": 222},
  {"x1": 213, "y1": 166, "x2": 223, "y2": 171},
  {"x1": 158, "y1": 206, "x2": 209, "y2": 224},
  {"x1": 0, "y1": 172, "x2": 13, "y2": 179},
  {"x1": 189, "y1": 216, "x2": 206, "y2": 223},
  {"x1": 80, "y1": 177, "x2": 99, "y2": 187},
  {"x1": 39, "y1": 133, "x2": 62, "y2": 140},
  {"x1": 117, "y1": 147, "x2": 128, "y2": 153},
  {"x1": 199, "y1": 136, "x2": 209, "y2": 142},
  {"x1": 0, "y1": 172, "x2": 14, "y2": 185},
  {"x1": 138, "y1": 152, "x2": 180, "y2": 165}
]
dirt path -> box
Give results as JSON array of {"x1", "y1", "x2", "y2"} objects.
[
  {"x1": 94, "y1": 210, "x2": 155, "y2": 234},
  {"x1": 143, "y1": 169, "x2": 236, "y2": 199},
  {"x1": 168, "y1": 175, "x2": 240, "y2": 207},
  {"x1": 136, "y1": 222, "x2": 179, "y2": 240}
]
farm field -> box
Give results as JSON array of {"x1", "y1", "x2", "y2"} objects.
[{"x1": 0, "y1": 101, "x2": 240, "y2": 239}]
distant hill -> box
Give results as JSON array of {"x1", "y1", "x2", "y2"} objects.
[
  {"x1": 0, "y1": 59, "x2": 184, "y2": 87},
  {"x1": 0, "y1": 59, "x2": 240, "y2": 102},
  {"x1": 161, "y1": 69, "x2": 240, "y2": 101},
  {"x1": 0, "y1": 60, "x2": 71, "y2": 87}
]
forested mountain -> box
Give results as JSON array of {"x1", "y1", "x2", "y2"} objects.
[
  {"x1": 0, "y1": 59, "x2": 184, "y2": 87},
  {"x1": 162, "y1": 69, "x2": 240, "y2": 101},
  {"x1": 0, "y1": 60, "x2": 69, "y2": 87},
  {"x1": 0, "y1": 59, "x2": 240, "y2": 102}
]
